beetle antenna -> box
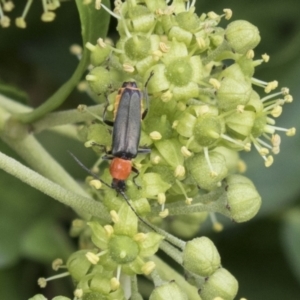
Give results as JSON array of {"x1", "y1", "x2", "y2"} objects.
[
  {"x1": 69, "y1": 151, "x2": 155, "y2": 232},
  {"x1": 119, "y1": 191, "x2": 156, "y2": 232},
  {"x1": 68, "y1": 151, "x2": 111, "y2": 189}
]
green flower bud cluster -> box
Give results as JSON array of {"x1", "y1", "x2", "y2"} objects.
[
  {"x1": 65, "y1": 204, "x2": 163, "y2": 298},
  {"x1": 68, "y1": 0, "x2": 296, "y2": 299},
  {"x1": 182, "y1": 237, "x2": 238, "y2": 300}
]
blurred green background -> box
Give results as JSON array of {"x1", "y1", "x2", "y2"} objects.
[{"x1": 0, "y1": 0, "x2": 300, "y2": 299}]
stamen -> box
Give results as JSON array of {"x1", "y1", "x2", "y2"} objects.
[
  {"x1": 175, "y1": 179, "x2": 193, "y2": 204},
  {"x1": 37, "y1": 272, "x2": 70, "y2": 288},
  {"x1": 209, "y1": 212, "x2": 223, "y2": 232},
  {"x1": 2, "y1": 0, "x2": 14, "y2": 12},
  {"x1": 204, "y1": 147, "x2": 217, "y2": 177},
  {"x1": 0, "y1": 3, "x2": 10, "y2": 27}
]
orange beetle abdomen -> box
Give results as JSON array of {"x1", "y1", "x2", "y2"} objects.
[{"x1": 110, "y1": 158, "x2": 132, "y2": 180}]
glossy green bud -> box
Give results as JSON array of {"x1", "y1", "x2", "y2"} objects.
[
  {"x1": 225, "y1": 20, "x2": 261, "y2": 54},
  {"x1": 199, "y1": 268, "x2": 238, "y2": 300},
  {"x1": 186, "y1": 152, "x2": 228, "y2": 190},
  {"x1": 226, "y1": 174, "x2": 261, "y2": 222},
  {"x1": 149, "y1": 282, "x2": 188, "y2": 300},
  {"x1": 182, "y1": 237, "x2": 221, "y2": 277}
]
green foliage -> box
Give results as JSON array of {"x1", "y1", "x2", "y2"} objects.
[{"x1": 0, "y1": 0, "x2": 300, "y2": 299}]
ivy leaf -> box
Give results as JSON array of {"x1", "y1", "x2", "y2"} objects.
[
  {"x1": 17, "y1": 1, "x2": 111, "y2": 123},
  {"x1": 76, "y1": 0, "x2": 111, "y2": 45}
]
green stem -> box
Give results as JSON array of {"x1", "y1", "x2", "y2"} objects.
[
  {"x1": 15, "y1": 50, "x2": 90, "y2": 124},
  {"x1": 32, "y1": 104, "x2": 104, "y2": 133},
  {"x1": 0, "y1": 94, "x2": 32, "y2": 114},
  {"x1": 0, "y1": 151, "x2": 110, "y2": 222},
  {"x1": 159, "y1": 240, "x2": 183, "y2": 265},
  {"x1": 0, "y1": 106, "x2": 97, "y2": 220},
  {"x1": 150, "y1": 189, "x2": 231, "y2": 219},
  {"x1": 151, "y1": 256, "x2": 202, "y2": 300},
  {"x1": 202, "y1": 40, "x2": 230, "y2": 65}
]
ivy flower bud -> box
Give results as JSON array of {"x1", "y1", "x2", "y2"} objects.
[
  {"x1": 217, "y1": 77, "x2": 252, "y2": 111},
  {"x1": 225, "y1": 174, "x2": 261, "y2": 222},
  {"x1": 124, "y1": 35, "x2": 151, "y2": 61},
  {"x1": 182, "y1": 237, "x2": 221, "y2": 277},
  {"x1": 86, "y1": 66, "x2": 118, "y2": 94},
  {"x1": 108, "y1": 235, "x2": 139, "y2": 264},
  {"x1": 225, "y1": 20, "x2": 261, "y2": 54},
  {"x1": 149, "y1": 281, "x2": 188, "y2": 300},
  {"x1": 186, "y1": 152, "x2": 228, "y2": 190},
  {"x1": 168, "y1": 26, "x2": 193, "y2": 46},
  {"x1": 126, "y1": 5, "x2": 155, "y2": 33},
  {"x1": 199, "y1": 268, "x2": 238, "y2": 300},
  {"x1": 193, "y1": 114, "x2": 223, "y2": 147},
  {"x1": 225, "y1": 110, "x2": 255, "y2": 138},
  {"x1": 85, "y1": 41, "x2": 111, "y2": 66},
  {"x1": 165, "y1": 57, "x2": 193, "y2": 87},
  {"x1": 176, "y1": 9, "x2": 199, "y2": 31}
]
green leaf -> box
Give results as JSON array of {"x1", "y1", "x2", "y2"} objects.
[
  {"x1": 16, "y1": 0, "x2": 111, "y2": 123},
  {"x1": 76, "y1": 0, "x2": 111, "y2": 45}
]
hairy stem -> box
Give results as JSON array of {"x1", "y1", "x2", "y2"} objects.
[{"x1": 0, "y1": 151, "x2": 110, "y2": 222}]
